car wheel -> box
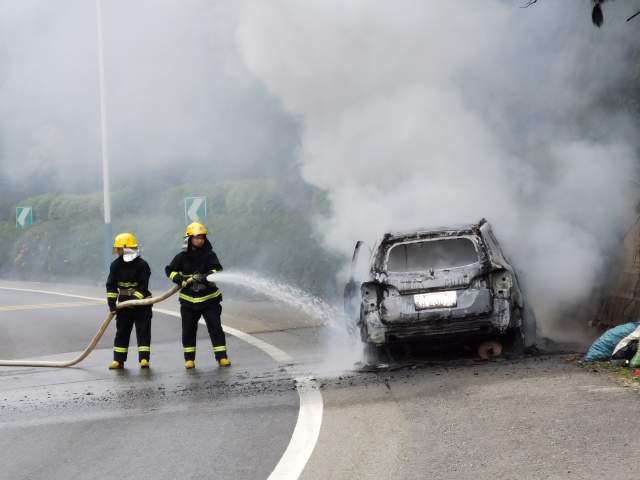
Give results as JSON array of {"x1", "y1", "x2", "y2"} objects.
[{"x1": 477, "y1": 340, "x2": 504, "y2": 359}]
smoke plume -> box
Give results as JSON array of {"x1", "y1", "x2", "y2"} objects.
[
  {"x1": 3, "y1": 1, "x2": 640, "y2": 338},
  {"x1": 0, "y1": 0, "x2": 299, "y2": 194},
  {"x1": 234, "y1": 1, "x2": 640, "y2": 336}
]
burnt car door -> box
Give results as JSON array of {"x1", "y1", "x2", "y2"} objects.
[
  {"x1": 344, "y1": 241, "x2": 367, "y2": 332},
  {"x1": 479, "y1": 221, "x2": 537, "y2": 347}
]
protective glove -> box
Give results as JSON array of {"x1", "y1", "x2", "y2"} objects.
[
  {"x1": 172, "y1": 273, "x2": 185, "y2": 286},
  {"x1": 108, "y1": 299, "x2": 117, "y2": 313},
  {"x1": 192, "y1": 273, "x2": 207, "y2": 284}
]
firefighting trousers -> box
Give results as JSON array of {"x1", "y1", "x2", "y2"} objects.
[
  {"x1": 180, "y1": 300, "x2": 227, "y2": 361},
  {"x1": 113, "y1": 306, "x2": 152, "y2": 362}
]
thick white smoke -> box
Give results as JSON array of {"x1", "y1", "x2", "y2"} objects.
[
  {"x1": 234, "y1": 1, "x2": 640, "y2": 336},
  {"x1": 0, "y1": 0, "x2": 298, "y2": 191},
  {"x1": 2, "y1": 1, "x2": 639, "y2": 338}
]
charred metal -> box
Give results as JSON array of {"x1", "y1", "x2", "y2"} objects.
[{"x1": 344, "y1": 219, "x2": 536, "y2": 355}]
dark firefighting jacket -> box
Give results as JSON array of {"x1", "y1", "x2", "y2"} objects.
[
  {"x1": 106, "y1": 256, "x2": 152, "y2": 311},
  {"x1": 165, "y1": 238, "x2": 223, "y2": 306}
]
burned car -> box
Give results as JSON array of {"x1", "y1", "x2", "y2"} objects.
[{"x1": 344, "y1": 219, "x2": 535, "y2": 359}]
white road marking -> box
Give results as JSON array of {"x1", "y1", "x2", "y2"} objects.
[
  {"x1": 0, "y1": 301, "x2": 103, "y2": 312},
  {"x1": 267, "y1": 376, "x2": 323, "y2": 480},
  {"x1": 578, "y1": 385, "x2": 627, "y2": 393},
  {"x1": 0, "y1": 284, "x2": 323, "y2": 479},
  {"x1": 0, "y1": 286, "x2": 108, "y2": 302}
]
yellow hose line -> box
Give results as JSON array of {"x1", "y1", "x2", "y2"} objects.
[{"x1": 0, "y1": 285, "x2": 181, "y2": 368}]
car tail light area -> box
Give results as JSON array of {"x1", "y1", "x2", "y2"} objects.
[{"x1": 491, "y1": 271, "x2": 514, "y2": 299}]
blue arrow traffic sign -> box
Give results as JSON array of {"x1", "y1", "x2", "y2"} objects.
[
  {"x1": 184, "y1": 197, "x2": 207, "y2": 224},
  {"x1": 16, "y1": 206, "x2": 33, "y2": 229}
]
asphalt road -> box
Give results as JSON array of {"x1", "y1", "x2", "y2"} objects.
[
  {"x1": 0, "y1": 284, "x2": 299, "y2": 480},
  {"x1": 2, "y1": 280, "x2": 640, "y2": 480}
]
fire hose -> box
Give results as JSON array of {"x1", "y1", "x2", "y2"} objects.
[{"x1": 0, "y1": 284, "x2": 183, "y2": 368}]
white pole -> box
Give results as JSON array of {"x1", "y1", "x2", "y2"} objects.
[{"x1": 96, "y1": 0, "x2": 112, "y2": 271}]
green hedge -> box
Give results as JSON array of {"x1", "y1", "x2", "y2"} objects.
[{"x1": 0, "y1": 180, "x2": 344, "y2": 298}]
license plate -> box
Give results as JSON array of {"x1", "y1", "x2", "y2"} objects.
[{"x1": 414, "y1": 291, "x2": 457, "y2": 310}]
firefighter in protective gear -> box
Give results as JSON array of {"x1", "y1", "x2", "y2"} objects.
[
  {"x1": 165, "y1": 222, "x2": 230, "y2": 369},
  {"x1": 106, "y1": 232, "x2": 153, "y2": 370}
]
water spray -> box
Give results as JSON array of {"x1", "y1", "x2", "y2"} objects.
[
  {"x1": 209, "y1": 271, "x2": 346, "y2": 329},
  {"x1": 211, "y1": 271, "x2": 363, "y2": 372},
  {"x1": 0, "y1": 272, "x2": 354, "y2": 369}
]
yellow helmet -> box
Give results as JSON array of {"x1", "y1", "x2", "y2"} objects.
[
  {"x1": 113, "y1": 232, "x2": 138, "y2": 249},
  {"x1": 184, "y1": 222, "x2": 208, "y2": 237}
]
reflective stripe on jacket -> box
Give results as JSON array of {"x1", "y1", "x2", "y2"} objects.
[
  {"x1": 165, "y1": 237, "x2": 223, "y2": 305},
  {"x1": 106, "y1": 256, "x2": 152, "y2": 305}
]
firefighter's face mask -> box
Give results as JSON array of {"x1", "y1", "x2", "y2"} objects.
[{"x1": 123, "y1": 247, "x2": 139, "y2": 262}]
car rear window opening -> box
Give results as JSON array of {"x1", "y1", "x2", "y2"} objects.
[{"x1": 387, "y1": 238, "x2": 478, "y2": 272}]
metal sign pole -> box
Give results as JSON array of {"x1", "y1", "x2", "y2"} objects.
[{"x1": 96, "y1": 0, "x2": 112, "y2": 272}]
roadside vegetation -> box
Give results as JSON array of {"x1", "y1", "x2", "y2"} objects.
[
  {"x1": 579, "y1": 360, "x2": 640, "y2": 390},
  {"x1": 0, "y1": 178, "x2": 344, "y2": 298}
]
